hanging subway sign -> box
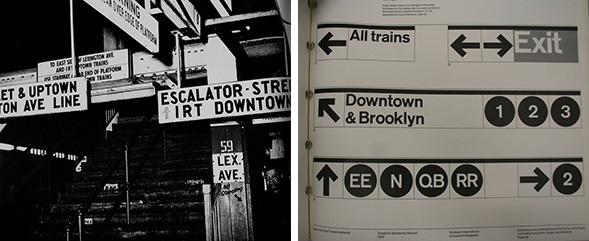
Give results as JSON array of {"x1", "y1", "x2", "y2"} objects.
[
  {"x1": 157, "y1": 78, "x2": 291, "y2": 124},
  {"x1": 37, "y1": 49, "x2": 130, "y2": 82},
  {"x1": 83, "y1": 0, "x2": 159, "y2": 53},
  {"x1": 0, "y1": 77, "x2": 88, "y2": 118}
]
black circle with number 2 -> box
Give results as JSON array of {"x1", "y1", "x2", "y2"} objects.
[{"x1": 518, "y1": 96, "x2": 548, "y2": 127}]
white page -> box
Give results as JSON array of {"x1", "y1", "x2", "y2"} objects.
[{"x1": 308, "y1": 0, "x2": 589, "y2": 240}]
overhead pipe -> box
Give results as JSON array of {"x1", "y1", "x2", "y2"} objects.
[{"x1": 125, "y1": 144, "x2": 130, "y2": 225}]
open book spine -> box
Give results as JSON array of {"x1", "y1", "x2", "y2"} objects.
[{"x1": 303, "y1": 0, "x2": 317, "y2": 240}]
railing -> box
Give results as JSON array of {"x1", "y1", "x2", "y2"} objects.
[
  {"x1": 0, "y1": 119, "x2": 86, "y2": 213},
  {"x1": 66, "y1": 114, "x2": 157, "y2": 241}
]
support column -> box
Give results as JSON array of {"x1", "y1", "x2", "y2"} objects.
[{"x1": 210, "y1": 122, "x2": 254, "y2": 241}]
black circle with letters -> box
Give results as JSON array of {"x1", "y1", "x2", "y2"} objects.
[
  {"x1": 344, "y1": 164, "x2": 377, "y2": 197},
  {"x1": 380, "y1": 165, "x2": 413, "y2": 198},
  {"x1": 551, "y1": 97, "x2": 580, "y2": 127},
  {"x1": 518, "y1": 96, "x2": 548, "y2": 127},
  {"x1": 416, "y1": 165, "x2": 448, "y2": 197},
  {"x1": 451, "y1": 164, "x2": 483, "y2": 197},
  {"x1": 485, "y1": 96, "x2": 515, "y2": 127},
  {"x1": 553, "y1": 163, "x2": 582, "y2": 195}
]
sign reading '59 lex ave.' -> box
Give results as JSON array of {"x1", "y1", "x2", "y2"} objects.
[
  {"x1": 157, "y1": 78, "x2": 291, "y2": 124},
  {"x1": 84, "y1": 0, "x2": 159, "y2": 53},
  {"x1": 0, "y1": 77, "x2": 88, "y2": 118}
]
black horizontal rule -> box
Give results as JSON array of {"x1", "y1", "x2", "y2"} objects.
[
  {"x1": 448, "y1": 26, "x2": 577, "y2": 31},
  {"x1": 314, "y1": 157, "x2": 583, "y2": 163},
  {"x1": 314, "y1": 88, "x2": 580, "y2": 96},
  {"x1": 318, "y1": 23, "x2": 415, "y2": 30}
]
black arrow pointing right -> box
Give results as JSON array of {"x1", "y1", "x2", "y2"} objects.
[
  {"x1": 318, "y1": 98, "x2": 340, "y2": 122},
  {"x1": 318, "y1": 32, "x2": 347, "y2": 55},
  {"x1": 520, "y1": 167, "x2": 550, "y2": 192},
  {"x1": 316, "y1": 164, "x2": 338, "y2": 196},
  {"x1": 483, "y1": 34, "x2": 513, "y2": 57},
  {"x1": 451, "y1": 34, "x2": 481, "y2": 57}
]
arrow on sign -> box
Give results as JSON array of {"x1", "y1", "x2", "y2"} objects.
[
  {"x1": 319, "y1": 32, "x2": 347, "y2": 55},
  {"x1": 316, "y1": 165, "x2": 338, "y2": 196},
  {"x1": 483, "y1": 34, "x2": 513, "y2": 57},
  {"x1": 318, "y1": 98, "x2": 340, "y2": 122},
  {"x1": 451, "y1": 34, "x2": 481, "y2": 57},
  {"x1": 520, "y1": 167, "x2": 549, "y2": 192},
  {"x1": 163, "y1": 107, "x2": 171, "y2": 119}
]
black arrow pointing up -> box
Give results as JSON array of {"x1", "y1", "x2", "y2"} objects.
[
  {"x1": 318, "y1": 32, "x2": 347, "y2": 55},
  {"x1": 483, "y1": 34, "x2": 513, "y2": 57},
  {"x1": 316, "y1": 165, "x2": 338, "y2": 196},
  {"x1": 318, "y1": 98, "x2": 340, "y2": 122},
  {"x1": 451, "y1": 34, "x2": 480, "y2": 57},
  {"x1": 520, "y1": 167, "x2": 549, "y2": 192}
]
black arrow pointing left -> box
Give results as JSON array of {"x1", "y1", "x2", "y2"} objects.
[
  {"x1": 451, "y1": 34, "x2": 480, "y2": 57},
  {"x1": 316, "y1": 164, "x2": 338, "y2": 196},
  {"x1": 318, "y1": 98, "x2": 340, "y2": 122},
  {"x1": 318, "y1": 32, "x2": 347, "y2": 55},
  {"x1": 520, "y1": 167, "x2": 549, "y2": 192},
  {"x1": 483, "y1": 34, "x2": 513, "y2": 57}
]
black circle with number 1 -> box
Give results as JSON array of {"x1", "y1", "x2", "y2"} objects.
[
  {"x1": 485, "y1": 96, "x2": 515, "y2": 127},
  {"x1": 518, "y1": 96, "x2": 548, "y2": 127},
  {"x1": 551, "y1": 97, "x2": 580, "y2": 127}
]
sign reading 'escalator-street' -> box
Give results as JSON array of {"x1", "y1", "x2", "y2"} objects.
[{"x1": 157, "y1": 78, "x2": 291, "y2": 124}]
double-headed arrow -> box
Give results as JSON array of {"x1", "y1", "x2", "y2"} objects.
[
  {"x1": 316, "y1": 165, "x2": 338, "y2": 196},
  {"x1": 520, "y1": 167, "x2": 549, "y2": 192},
  {"x1": 318, "y1": 98, "x2": 340, "y2": 122},
  {"x1": 318, "y1": 32, "x2": 347, "y2": 55},
  {"x1": 451, "y1": 34, "x2": 513, "y2": 57}
]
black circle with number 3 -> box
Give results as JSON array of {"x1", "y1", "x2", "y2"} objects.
[
  {"x1": 485, "y1": 96, "x2": 515, "y2": 127},
  {"x1": 551, "y1": 97, "x2": 580, "y2": 127},
  {"x1": 518, "y1": 96, "x2": 548, "y2": 127}
]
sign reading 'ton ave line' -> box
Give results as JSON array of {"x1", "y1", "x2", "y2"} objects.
[{"x1": 0, "y1": 77, "x2": 88, "y2": 118}]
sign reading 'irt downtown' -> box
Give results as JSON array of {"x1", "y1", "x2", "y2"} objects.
[
  {"x1": 0, "y1": 77, "x2": 88, "y2": 118},
  {"x1": 157, "y1": 78, "x2": 291, "y2": 124}
]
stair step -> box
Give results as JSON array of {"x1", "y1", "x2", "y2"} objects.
[
  {"x1": 50, "y1": 201, "x2": 203, "y2": 215},
  {"x1": 43, "y1": 211, "x2": 205, "y2": 227},
  {"x1": 58, "y1": 188, "x2": 203, "y2": 204},
  {"x1": 74, "y1": 165, "x2": 211, "y2": 182}
]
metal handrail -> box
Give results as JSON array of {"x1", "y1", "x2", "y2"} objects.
[
  {"x1": 67, "y1": 115, "x2": 155, "y2": 241},
  {"x1": 93, "y1": 128, "x2": 162, "y2": 241},
  {"x1": 0, "y1": 118, "x2": 85, "y2": 212}
]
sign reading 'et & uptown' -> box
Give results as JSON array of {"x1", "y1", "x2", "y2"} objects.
[{"x1": 0, "y1": 77, "x2": 88, "y2": 118}]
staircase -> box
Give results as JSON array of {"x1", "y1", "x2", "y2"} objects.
[{"x1": 31, "y1": 114, "x2": 213, "y2": 241}]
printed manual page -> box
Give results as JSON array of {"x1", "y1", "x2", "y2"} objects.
[{"x1": 307, "y1": 0, "x2": 589, "y2": 240}]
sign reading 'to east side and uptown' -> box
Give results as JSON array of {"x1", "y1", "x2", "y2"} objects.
[
  {"x1": 37, "y1": 49, "x2": 130, "y2": 83},
  {"x1": 0, "y1": 77, "x2": 88, "y2": 118},
  {"x1": 84, "y1": 0, "x2": 159, "y2": 53},
  {"x1": 157, "y1": 78, "x2": 291, "y2": 124}
]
